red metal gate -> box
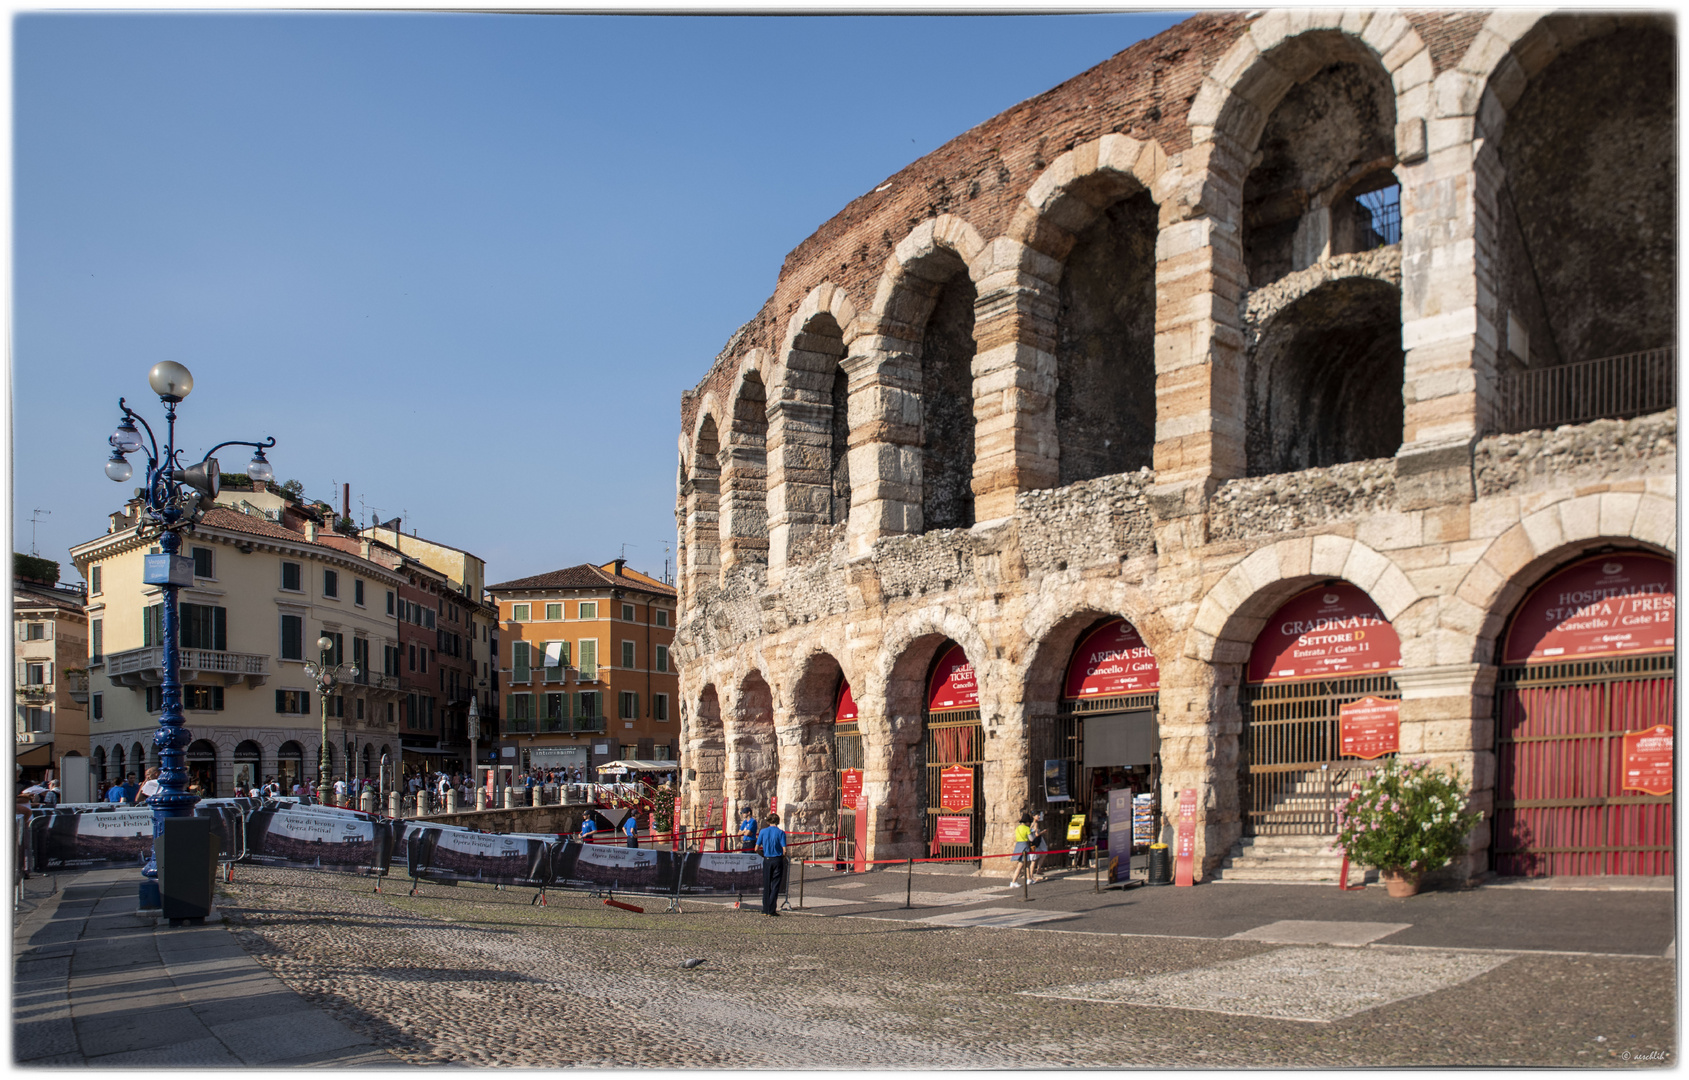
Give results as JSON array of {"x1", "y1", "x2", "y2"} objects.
[{"x1": 1493, "y1": 654, "x2": 1675, "y2": 877}]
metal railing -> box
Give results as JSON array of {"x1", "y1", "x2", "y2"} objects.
[
  {"x1": 106, "y1": 646, "x2": 270, "y2": 679},
  {"x1": 1496, "y1": 347, "x2": 1676, "y2": 434}
]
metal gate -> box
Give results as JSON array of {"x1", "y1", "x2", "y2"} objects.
[
  {"x1": 834, "y1": 724, "x2": 862, "y2": 866},
  {"x1": 1030, "y1": 691, "x2": 1159, "y2": 866},
  {"x1": 1244, "y1": 674, "x2": 1400, "y2": 835},
  {"x1": 921, "y1": 710, "x2": 983, "y2": 861},
  {"x1": 1493, "y1": 653, "x2": 1675, "y2": 877}
]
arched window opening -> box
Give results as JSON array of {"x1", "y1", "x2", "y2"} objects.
[
  {"x1": 721, "y1": 372, "x2": 769, "y2": 571},
  {"x1": 1242, "y1": 49, "x2": 1397, "y2": 288},
  {"x1": 830, "y1": 364, "x2": 852, "y2": 525},
  {"x1": 687, "y1": 416, "x2": 722, "y2": 588},
  {"x1": 1246, "y1": 277, "x2": 1404, "y2": 475},
  {"x1": 1332, "y1": 171, "x2": 1401, "y2": 254},
  {"x1": 921, "y1": 271, "x2": 977, "y2": 532},
  {"x1": 1055, "y1": 191, "x2": 1158, "y2": 484},
  {"x1": 233, "y1": 740, "x2": 262, "y2": 794}
]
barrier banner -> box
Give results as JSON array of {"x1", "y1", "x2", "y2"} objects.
[
  {"x1": 194, "y1": 803, "x2": 245, "y2": 861},
  {"x1": 553, "y1": 841, "x2": 676, "y2": 893},
  {"x1": 29, "y1": 808, "x2": 154, "y2": 872},
  {"x1": 245, "y1": 807, "x2": 391, "y2": 875},
  {"x1": 681, "y1": 851, "x2": 764, "y2": 895},
  {"x1": 405, "y1": 828, "x2": 551, "y2": 887}
]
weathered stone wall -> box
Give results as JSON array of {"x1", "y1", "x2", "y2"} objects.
[{"x1": 675, "y1": 11, "x2": 1678, "y2": 884}]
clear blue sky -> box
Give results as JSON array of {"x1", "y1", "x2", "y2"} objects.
[{"x1": 14, "y1": 10, "x2": 1190, "y2": 587}]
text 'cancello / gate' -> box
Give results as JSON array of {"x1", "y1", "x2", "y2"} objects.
[{"x1": 1244, "y1": 584, "x2": 1402, "y2": 837}]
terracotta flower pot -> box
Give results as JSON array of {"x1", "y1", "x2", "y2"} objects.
[{"x1": 1381, "y1": 869, "x2": 1422, "y2": 898}]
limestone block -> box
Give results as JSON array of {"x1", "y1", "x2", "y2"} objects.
[
  {"x1": 1341, "y1": 542, "x2": 1392, "y2": 593},
  {"x1": 1309, "y1": 534, "x2": 1354, "y2": 578},
  {"x1": 1556, "y1": 494, "x2": 1602, "y2": 544},
  {"x1": 1454, "y1": 555, "x2": 1505, "y2": 611},
  {"x1": 1456, "y1": 28, "x2": 1516, "y2": 81},
  {"x1": 1520, "y1": 505, "x2": 1566, "y2": 558},
  {"x1": 1406, "y1": 564, "x2": 1469, "y2": 598},
  {"x1": 1360, "y1": 12, "x2": 1412, "y2": 65},
  {"x1": 1598, "y1": 492, "x2": 1643, "y2": 540},
  {"x1": 1338, "y1": 9, "x2": 1374, "y2": 37},
  {"x1": 1369, "y1": 565, "x2": 1421, "y2": 618},
  {"x1": 1390, "y1": 46, "x2": 1434, "y2": 97},
  {"x1": 1632, "y1": 494, "x2": 1677, "y2": 551},
  {"x1": 1356, "y1": 510, "x2": 1424, "y2": 552}
]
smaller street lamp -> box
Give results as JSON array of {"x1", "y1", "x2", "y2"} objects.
[{"x1": 304, "y1": 634, "x2": 359, "y2": 798}]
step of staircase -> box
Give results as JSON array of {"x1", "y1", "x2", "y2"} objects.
[{"x1": 1210, "y1": 834, "x2": 1368, "y2": 884}]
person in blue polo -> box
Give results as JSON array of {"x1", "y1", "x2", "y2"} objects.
[
  {"x1": 739, "y1": 808, "x2": 758, "y2": 852},
  {"x1": 580, "y1": 814, "x2": 597, "y2": 843},
  {"x1": 623, "y1": 811, "x2": 639, "y2": 849},
  {"x1": 757, "y1": 812, "x2": 787, "y2": 916}
]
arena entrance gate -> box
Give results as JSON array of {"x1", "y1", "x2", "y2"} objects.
[
  {"x1": 1243, "y1": 583, "x2": 1402, "y2": 836},
  {"x1": 922, "y1": 643, "x2": 983, "y2": 862},
  {"x1": 1493, "y1": 552, "x2": 1675, "y2": 877},
  {"x1": 834, "y1": 681, "x2": 862, "y2": 867},
  {"x1": 1030, "y1": 618, "x2": 1161, "y2": 865}
]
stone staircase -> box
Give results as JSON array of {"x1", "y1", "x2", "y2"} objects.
[{"x1": 1212, "y1": 765, "x2": 1373, "y2": 883}]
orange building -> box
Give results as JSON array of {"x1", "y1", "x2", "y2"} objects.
[{"x1": 487, "y1": 560, "x2": 678, "y2": 777}]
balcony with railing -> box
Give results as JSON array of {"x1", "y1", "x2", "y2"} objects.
[
  {"x1": 1496, "y1": 347, "x2": 1676, "y2": 434},
  {"x1": 106, "y1": 646, "x2": 270, "y2": 689},
  {"x1": 505, "y1": 714, "x2": 606, "y2": 736},
  {"x1": 66, "y1": 670, "x2": 90, "y2": 703}
]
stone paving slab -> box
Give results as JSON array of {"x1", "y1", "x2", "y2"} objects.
[
  {"x1": 1026, "y1": 945, "x2": 1518, "y2": 1023},
  {"x1": 1228, "y1": 919, "x2": 1413, "y2": 946}
]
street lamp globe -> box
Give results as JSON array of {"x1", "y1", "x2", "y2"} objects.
[
  {"x1": 104, "y1": 452, "x2": 133, "y2": 483},
  {"x1": 246, "y1": 448, "x2": 275, "y2": 483},
  {"x1": 110, "y1": 417, "x2": 144, "y2": 455},
  {"x1": 317, "y1": 635, "x2": 335, "y2": 653},
  {"x1": 148, "y1": 361, "x2": 195, "y2": 402}
]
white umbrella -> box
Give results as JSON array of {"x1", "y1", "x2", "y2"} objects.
[{"x1": 21, "y1": 784, "x2": 47, "y2": 794}]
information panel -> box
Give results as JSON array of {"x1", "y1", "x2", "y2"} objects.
[
  {"x1": 840, "y1": 769, "x2": 863, "y2": 811},
  {"x1": 1503, "y1": 554, "x2": 1675, "y2": 664},
  {"x1": 1174, "y1": 788, "x2": 1198, "y2": 888},
  {"x1": 1064, "y1": 619, "x2": 1160, "y2": 699},
  {"x1": 939, "y1": 766, "x2": 973, "y2": 811},
  {"x1": 1339, "y1": 696, "x2": 1400, "y2": 760},
  {"x1": 934, "y1": 815, "x2": 970, "y2": 846},
  {"x1": 1622, "y1": 725, "x2": 1674, "y2": 795},
  {"x1": 1248, "y1": 584, "x2": 1401, "y2": 683}
]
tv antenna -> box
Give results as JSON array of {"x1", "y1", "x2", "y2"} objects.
[{"x1": 28, "y1": 509, "x2": 50, "y2": 556}]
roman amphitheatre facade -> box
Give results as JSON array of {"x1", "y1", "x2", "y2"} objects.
[{"x1": 673, "y1": 10, "x2": 1677, "y2": 882}]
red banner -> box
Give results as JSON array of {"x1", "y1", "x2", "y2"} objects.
[
  {"x1": 1064, "y1": 619, "x2": 1160, "y2": 700},
  {"x1": 1503, "y1": 554, "x2": 1675, "y2": 664},
  {"x1": 835, "y1": 682, "x2": 858, "y2": 723},
  {"x1": 1174, "y1": 788, "x2": 1197, "y2": 887},
  {"x1": 853, "y1": 797, "x2": 868, "y2": 873},
  {"x1": 927, "y1": 644, "x2": 978, "y2": 713},
  {"x1": 934, "y1": 815, "x2": 971, "y2": 846},
  {"x1": 939, "y1": 765, "x2": 973, "y2": 811},
  {"x1": 770, "y1": 794, "x2": 778, "y2": 819},
  {"x1": 1339, "y1": 697, "x2": 1400, "y2": 760},
  {"x1": 840, "y1": 769, "x2": 862, "y2": 811},
  {"x1": 1623, "y1": 725, "x2": 1674, "y2": 795},
  {"x1": 1247, "y1": 584, "x2": 1401, "y2": 683}
]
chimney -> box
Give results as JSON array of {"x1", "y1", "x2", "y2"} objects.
[
  {"x1": 343, "y1": 483, "x2": 351, "y2": 522},
  {"x1": 360, "y1": 537, "x2": 373, "y2": 560},
  {"x1": 253, "y1": 480, "x2": 268, "y2": 494},
  {"x1": 304, "y1": 519, "x2": 318, "y2": 542},
  {"x1": 613, "y1": 557, "x2": 626, "y2": 576}
]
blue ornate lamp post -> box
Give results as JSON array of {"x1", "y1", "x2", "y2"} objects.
[{"x1": 105, "y1": 361, "x2": 275, "y2": 897}]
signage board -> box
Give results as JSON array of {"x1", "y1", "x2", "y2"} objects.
[
  {"x1": 853, "y1": 797, "x2": 868, "y2": 873},
  {"x1": 770, "y1": 794, "x2": 778, "y2": 819},
  {"x1": 142, "y1": 553, "x2": 194, "y2": 587},
  {"x1": 1247, "y1": 584, "x2": 1401, "y2": 683},
  {"x1": 835, "y1": 683, "x2": 858, "y2": 723},
  {"x1": 1339, "y1": 697, "x2": 1400, "y2": 760},
  {"x1": 1064, "y1": 619, "x2": 1160, "y2": 699},
  {"x1": 926, "y1": 644, "x2": 979, "y2": 714},
  {"x1": 1174, "y1": 788, "x2": 1197, "y2": 887},
  {"x1": 1107, "y1": 789, "x2": 1134, "y2": 883},
  {"x1": 934, "y1": 815, "x2": 970, "y2": 846},
  {"x1": 1042, "y1": 759, "x2": 1071, "y2": 803},
  {"x1": 939, "y1": 765, "x2": 973, "y2": 811},
  {"x1": 840, "y1": 769, "x2": 863, "y2": 811},
  {"x1": 1503, "y1": 554, "x2": 1675, "y2": 664},
  {"x1": 1622, "y1": 725, "x2": 1673, "y2": 795}
]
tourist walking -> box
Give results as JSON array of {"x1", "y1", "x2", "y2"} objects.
[
  {"x1": 1009, "y1": 813, "x2": 1034, "y2": 887},
  {"x1": 757, "y1": 813, "x2": 787, "y2": 916}
]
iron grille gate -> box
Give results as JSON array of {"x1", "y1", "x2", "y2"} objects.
[
  {"x1": 1244, "y1": 674, "x2": 1400, "y2": 836},
  {"x1": 834, "y1": 723, "x2": 862, "y2": 866},
  {"x1": 922, "y1": 709, "x2": 983, "y2": 861},
  {"x1": 1493, "y1": 653, "x2": 1675, "y2": 877},
  {"x1": 1030, "y1": 692, "x2": 1159, "y2": 867}
]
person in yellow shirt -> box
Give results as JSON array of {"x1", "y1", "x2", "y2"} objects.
[{"x1": 1008, "y1": 813, "x2": 1034, "y2": 886}]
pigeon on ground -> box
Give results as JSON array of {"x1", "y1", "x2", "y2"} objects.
[{"x1": 682, "y1": 958, "x2": 707, "y2": 969}]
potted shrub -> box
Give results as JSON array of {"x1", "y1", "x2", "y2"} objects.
[{"x1": 1333, "y1": 757, "x2": 1483, "y2": 897}]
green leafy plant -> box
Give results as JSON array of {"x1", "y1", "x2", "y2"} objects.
[
  {"x1": 650, "y1": 786, "x2": 676, "y2": 834},
  {"x1": 1333, "y1": 757, "x2": 1482, "y2": 877}
]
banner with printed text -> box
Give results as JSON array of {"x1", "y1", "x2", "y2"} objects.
[
  {"x1": 1503, "y1": 554, "x2": 1675, "y2": 664},
  {"x1": 245, "y1": 807, "x2": 391, "y2": 876},
  {"x1": 927, "y1": 644, "x2": 978, "y2": 714},
  {"x1": 1248, "y1": 584, "x2": 1401, "y2": 683},
  {"x1": 1064, "y1": 619, "x2": 1161, "y2": 699},
  {"x1": 29, "y1": 808, "x2": 154, "y2": 873},
  {"x1": 405, "y1": 827, "x2": 551, "y2": 887}
]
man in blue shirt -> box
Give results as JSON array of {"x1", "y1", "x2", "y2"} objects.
[
  {"x1": 623, "y1": 812, "x2": 639, "y2": 849},
  {"x1": 757, "y1": 813, "x2": 787, "y2": 916},
  {"x1": 106, "y1": 778, "x2": 127, "y2": 804},
  {"x1": 739, "y1": 809, "x2": 758, "y2": 852}
]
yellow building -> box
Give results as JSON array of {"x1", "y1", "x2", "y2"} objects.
[
  {"x1": 487, "y1": 560, "x2": 678, "y2": 777},
  {"x1": 14, "y1": 562, "x2": 90, "y2": 783},
  {"x1": 70, "y1": 486, "x2": 411, "y2": 794}
]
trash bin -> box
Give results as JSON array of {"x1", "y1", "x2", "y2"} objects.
[
  {"x1": 158, "y1": 816, "x2": 216, "y2": 923},
  {"x1": 1147, "y1": 842, "x2": 1172, "y2": 886}
]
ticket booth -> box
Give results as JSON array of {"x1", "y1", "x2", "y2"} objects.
[{"x1": 1033, "y1": 619, "x2": 1161, "y2": 875}]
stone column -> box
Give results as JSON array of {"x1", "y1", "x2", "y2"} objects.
[
  {"x1": 765, "y1": 398, "x2": 834, "y2": 583},
  {"x1": 774, "y1": 710, "x2": 835, "y2": 840},
  {"x1": 1393, "y1": 661, "x2": 1497, "y2": 881},
  {"x1": 968, "y1": 241, "x2": 1062, "y2": 522},
  {"x1": 980, "y1": 696, "x2": 1036, "y2": 877},
  {"x1": 842, "y1": 346, "x2": 923, "y2": 558},
  {"x1": 475, "y1": 786, "x2": 487, "y2": 811},
  {"x1": 446, "y1": 789, "x2": 459, "y2": 814},
  {"x1": 718, "y1": 438, "x2": 769, "y2": 578},
  {"x1": 388, "y1": 791, "x2": 400, "y2": 818}
]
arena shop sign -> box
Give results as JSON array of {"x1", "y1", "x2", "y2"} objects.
[
  {"x1": 927, "y1": 644, "x2": 978, "y2": 713},
  {"x1": 1064, "y1": 619, "x2": 1160, "y2": 699},
  {"x1": 1248, "y1": 584, "x2": 1401, "y2": 683},
  {"x1": 1503, "y1": 553, "x2": 1675, "y2": 664}
]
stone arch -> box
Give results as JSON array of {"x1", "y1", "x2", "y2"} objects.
[
  {"x1": 91, "y1": 744, "x2": 108, "y2": 786},
  {"x1": 1245, "y1": 275, "x2": 1405, "y2": 475},
  {"x1": 868, "y1": 215, "x2": 989, "y2": 340},
  {"x1": 780, "y1": 646, "x2": 854, "y2": 836},
  {"x1": 767, "y1": 293, "x2": 855, "y2": 579},
  {"x1": 1449, "y1": 491, "x2": 1678, "y2": 666},
  {"x1": 725, "y1": 668, "x2": 778, "y2": 820},
  {"x1": 1007, "y1": 135, "x2": 1176, "y2": 486},
  {"x1": 1019, "y1": 584, "x2": 1177, "y2": 716},
  {"x1": 686, "y1": 683, "x2": 725, "y2": 825},
  {"x1": 719, "y1": 355, "x2": 769, "y2": 577},
  {"x1": 684, "y1": 410, "x2": 723, "y2": 595}
]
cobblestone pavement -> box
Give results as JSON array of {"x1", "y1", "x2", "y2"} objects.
[{"x1": 214, "y1": 866, "x2": 1676, "y2": 1069}]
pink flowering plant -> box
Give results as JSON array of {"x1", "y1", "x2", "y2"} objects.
[{"x1": 1332, "y1": 757, "x2": 1482, "y2": 877}]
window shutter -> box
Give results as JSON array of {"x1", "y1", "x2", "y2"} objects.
[
  {"x1": 276, "y1": 690, "x2": 285, "y2": 713},
  {"x1": 214, "y1": 607, "x2": 227, "y2": 651},
  {"x1": 571, "y1": 692, "x2": 581, "y2": 720},
  {"x1": 633, "y1": 692, "x2": 639, "y2": 718},
  {"x1": 505, "y1": 694, "x2": 514, "y2": 721},
  {"x1": 43, "y1": 623, "x2": 53, "y2": 641},
  {"x1": 43, "y1": 662, "x2": 52, "y2": 684}
]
